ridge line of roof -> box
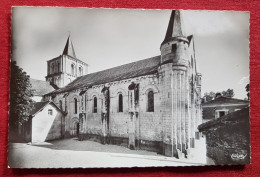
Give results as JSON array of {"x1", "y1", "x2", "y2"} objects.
[
  {"x1": 47, "y1": 67, "x2": 158, "y2": 95},
  {"x1": 202, "y1": 96, "x2": 249, "y2": 105},
  {"x1": 81, "y1": 55, "x2": 161, "y2": 77},
  {"x1": 45, "y1": 55, "x2": 161, "y2": 95}
]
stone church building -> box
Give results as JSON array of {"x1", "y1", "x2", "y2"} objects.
[{"x1": 44, "y1": 10, "x2": 203, "y2": 158}]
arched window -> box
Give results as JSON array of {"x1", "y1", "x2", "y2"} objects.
[
  {"x1": 59, "y1": 100, "x2": 63, "y2": 111},
  {"x1": 51, "y1": 63, "x2": 55, "y2": 74},
  {"x1": 118, "y1": 94, "x2": 123, "y2": 112},
  {"x1": 48, "y1": 64, "x2": 51, "y2": 74},
  {"x1": 71, "y1": 64, "x2": 75, "y2": 75},
  {"x1": 93, "y1": 96, "x2": 97, "y2": 113},
  {"x1": 48, "y1": 109, "x2": 53, "y2": 115},
  {"x1": 58, "y1": 62, "x2": 61, "y2": 72},
  {"x1": 147, "y1": 91, "x2": 154, "y2": 112},
  {"x1": 74, "y1": 98, "x2": 78, "y2": 114},
  {"x1": 79, "y1": 66, "x2": 83, "y2": 76},
  {"x1": 56, "y1": 77, "x2": 60, "y2": 86}
]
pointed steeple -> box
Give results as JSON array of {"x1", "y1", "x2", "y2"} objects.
[
  {"x1": 62, "y1": 35, "x2": 76, "y2": 58},
  {"x1": 163, "y1": 10, "x2": 186, "y2": 43}
]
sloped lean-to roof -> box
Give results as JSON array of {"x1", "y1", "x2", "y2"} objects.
[
  {"x1": 198, "y1": 107, "x2": 249, "y2": 131},
  {"x1": 46, "y1": 55, "x2": 161, "y2": 95}
]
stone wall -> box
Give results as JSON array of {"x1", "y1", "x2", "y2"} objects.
[
  {"x1": 198, "y1": 107, "x2": 250, "y2": 165},
  {"x1": 51, "y1": 73, "x2": 164, "y2": 142},
  {"x1": 47, "y1": 53, "x2": 202, "y2": 157}
]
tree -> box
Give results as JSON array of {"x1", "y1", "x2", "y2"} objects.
[
  {"x1": 202, "y1": 91, "x2": 216, "y2": 103},
  {"x1": 222, "y1": 88, "x2": 234, "y2": 98},
  {"x1": 9, "y1": 61, "x2": 34, "y2": 135},
  {"x1": 202, "y1": 88, "x2": 235, "y2": 103},
  {"x1": 246, "y1": 84, "x2": 249, "y2": 100}
]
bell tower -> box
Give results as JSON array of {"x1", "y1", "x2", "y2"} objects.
[{"x1": 45, "y1": 35, "x2": 88, "y2": 88}]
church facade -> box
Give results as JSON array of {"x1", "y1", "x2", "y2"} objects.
[{"x1": 44, "y1": 10, "x2": 203, "y2": 158}]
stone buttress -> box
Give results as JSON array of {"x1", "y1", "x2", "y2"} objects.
[{"x1": 160, "y1": 10, "x2": 203, "y2": 158}]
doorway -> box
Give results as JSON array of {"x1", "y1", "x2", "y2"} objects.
[{"x1": 76, "y1": 122, "x2": 79, "y2": 137}]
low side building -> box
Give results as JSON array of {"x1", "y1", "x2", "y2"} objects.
[
  {"x1": 19, "y1": 101, "x2": 65, "y2": 143},
  {"x1": 198, "y1": 107, "x2": 250, "y2": 165},
  {"x1": 202, "y1": 96, "x2": 249, "y2": 123}
]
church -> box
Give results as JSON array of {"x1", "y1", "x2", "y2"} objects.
[{"x1": 43, "y1": 10, "x2": 203, "y2": 158}]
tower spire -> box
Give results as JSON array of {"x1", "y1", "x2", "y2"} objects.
[
  {"x1": 162, "y1": 10, "x2": 186, "y2": 44},
  {"x1": 62, "y1": 35, "x2": 76, "y2": 58}
]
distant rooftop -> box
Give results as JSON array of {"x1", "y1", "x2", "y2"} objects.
[
  {"x1": 202, "y1": 96, "x2": 249, "y2": 107},
  {"x1": 30, "y1": 78, "x2": 55, "y2": 96}
]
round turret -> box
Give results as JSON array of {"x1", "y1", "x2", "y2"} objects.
[{"x1": 160, "y1": 10, "x2": 189, "y2": 68}]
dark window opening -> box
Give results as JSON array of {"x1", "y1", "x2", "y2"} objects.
[
  {"x1": 147, "y1": 91, "x2": 154, "y2": 112},
  {"x1": 58, "y1": 63, "x2": 61, "y2": 72},
  {"x1": 48, "y1": 109, "x2": 53, "y2": 115},
  {"x1": 118, "y1": 94, "x2": 123, "y2": 112},
  {"x1": 74, "y1": 98, "x2": 77, "y2": 114},
  {"x1": 71, "y1": 64, "x2": 75, "y2": 75},
  {"x1": 93, "y1": 97, "x2": 97, "y2": 113},
  {"x1": 51, "y1": 63, "x2": 55, "y2": 74},
  {"x1": 219, "y1": 111, "x2": 225, "y2": 117},
  {"x1": 79, "y1": 67, "x2": 83, "y2": 76},
  {"x1": 172, "y1": 44, "x2": 177, "y2": 53},
  {"x1": 59, "y1": 100, "x2": 63, "y2": 111}
]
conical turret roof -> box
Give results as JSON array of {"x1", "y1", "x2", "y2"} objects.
[
  {"x1": 62, "y1": 35, "x2": 76, "y2": 58},
  {"x1": 162, "y1": 10, "x2": 186, "y2": 44}
]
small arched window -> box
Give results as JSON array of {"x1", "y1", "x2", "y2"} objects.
[
  {"x1": 58, "y1": 62, "x2": 61, "y2": 72},
  {"x1": 59, "y1": 100, "x2": 63, "y2": 111},
  {"x1": 74, "y1": 98, "x2": 78, "y2": 114},
  {"x1": 48, "y1": 109, "x2": 53, "y2": 115},
  {"x1": 71, "y1": 64, "x2": 75, "y2": 75},
  {"x1": 57, "y1": 77, "x2": 60, "y2": 86},
  {"x1": 79, "y1": 66, "x2": 83, "y2": 76},
  {"x1": 93, "y1": 96, "x2": 97, "y2": 113},
  {"x1": 51, "y1": 63, "x2": 55, "y2": 74},
  {"x1": 147, "y1": 91, "x2": 154, "y2": 112},
  {"x1": 48, "y1": 64, "x2": 51, "y2": 74},
  {"x1": 118, "y1": 94, "x2": 123, "y2": 112}
]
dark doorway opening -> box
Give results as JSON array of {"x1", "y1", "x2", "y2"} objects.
[{"x1": 76, "y1": 122, "x2": 79, "y2": 137}]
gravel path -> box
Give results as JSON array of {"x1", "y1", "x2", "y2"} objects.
[
  {"x1": 8, "y1": 138, "x2": 206, "y2": 168},
  {"x1": 31, "y1": 138, "x2": 162, "y2": 156}
]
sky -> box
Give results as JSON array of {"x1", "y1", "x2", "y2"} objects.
[{"x1": 11, "y1": 7, "x2": 249, "y2": 99}]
